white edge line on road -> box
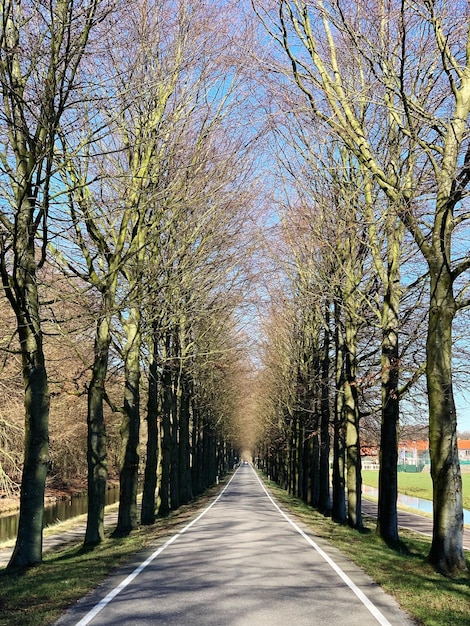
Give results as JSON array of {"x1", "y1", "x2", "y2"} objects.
[
  {"x1": 73, "y1": 471, "x2": 239, "y2": 626},
  {"x1": 252, "y1": 468, "x2": 393, "y2": 626}
]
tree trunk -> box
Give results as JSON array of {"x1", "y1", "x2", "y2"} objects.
[
  {"x1": 191, "y1": 401, "x2": 202, "y2": 496},
  {"x1": 202, "y1": 421, "x2": 216, "y2": 489},
  {"x1": 2, "y1": 8, "x2": 51, "y2": 568},
  {"x1": 114, "y1": 309, "x2": 141, "y2": 536},
  {"x1": 426, "y1": 270, "x2": 466, "y2": 574},
  {"x1": 345, "y1": 313, "x2": 362, "y2": 529},
  {"x1": 178, "y1": 374, "x2": 193, "y2": 505},
  {"x1": 319, "y1": 309, "x2": 331, "y2": 514},
  {"x1": 289, "y1": 412, "x2": 298, "y2": 496},
  {"x1": 377, "y1": 273, "x2": 400, "y2": 543},
  {"x1": 301, "y1": 427, "x2": 309, "y2": 503},
  {"x1": 310, "y1": 423, "x2": 320, "y2": 509},
  {"x1": 8, "y1": 319, "x2": 50, "y2": 567},
  {"x1": 141, "y1": 334, "x2": 159, "y2": 525},
  {"x1": 84, "y1": 313, "x2": 110, "y2": 546},
  {"x1": 159, "y1": 358, "x2": 172, "y2": 517},
  {"x1": 170, "y1": 377, "x2": 180, "y2": 510},
  {"x1": 332, "y1": 299, "x2": 346, "y2": 523},
  {"x1": 1, "y1": 0, "x2": 101, "y2": 564}
]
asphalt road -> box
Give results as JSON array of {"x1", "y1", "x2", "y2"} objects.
[{"x1": 56, "y1": 466, "x2": 416, "y2": 626}]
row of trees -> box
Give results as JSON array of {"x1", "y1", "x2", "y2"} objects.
[
  {"x1": 253, "y1": 0, "x2": 470, "y2": 576},
  {"x1": 0, "y1": 0, "x2": 255, "y2": 568},
  {"x1": 2, "y1": 0, "x2": 469, "y2": 582}
]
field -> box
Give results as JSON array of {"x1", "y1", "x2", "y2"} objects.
[{"x1": 362, "y1": 470, "x2": 470, "y2": 511}]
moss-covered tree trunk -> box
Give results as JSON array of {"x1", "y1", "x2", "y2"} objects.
[
  {"x1": 169, "y1": 373, "x2": 180, "y2": 511},
  {"x1": 178, "y1": 373, "x2": 193, "y2": 505},
  {"x1": 377, "y1": 266, "x2": 400, "y2": 544},
  {"x1": 310, "y1": 418, "x2": 320, "y2": 509},
  {"x1": 201, "y1": 420, "x2": 216, "y2": 489},
  {"x1": 332, "y1": 298, "x2": 346, "y2": 524},
  {"x1": 191, "y1": 401, "x2": 204, "y2": 496},
  {"x1": 114, "y1": 306, "x2": 141, "y2": 536},
  {"x1": 159, "y1": 351, "x2": 173, "y2": 517},
  {"x1": 288, "y1": 411, "x2": 298, "y2": 496},
  {"x1": 141, "y1": 332, "x2": 160, "y2": 525},
  {"x1": 426, "y1": 267, "x2": 465, "y2": 573},
  {"x1": 84, "y1": 312, "x2": 111, "y2": 545},
  {"x1": 344, "y1": 310, "x2": 361, "y2": 529},
  {"x1": 300, "y1": 426, "x2": 309, "y2": 502},
  {"x1": 7, "y1": 285, "x2": 50, "y2": 567},
  {"x1": 319, "y1": 308, "x2": 331, "y2": 514},
  {"x1": 3, "y1": 87, "x2": 51, "y2": 567}
]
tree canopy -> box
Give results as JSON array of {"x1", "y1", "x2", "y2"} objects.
[{"x1": 0, "y1": 0, "x2": 469, "y2": 576}]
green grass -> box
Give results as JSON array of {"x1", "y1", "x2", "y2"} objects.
[
  {"x1": 0, "y1": 474, "x2": 469, "y2": 626},
  {"x1": 362, "y1": 471, "x2": 470, "y2": 510}
]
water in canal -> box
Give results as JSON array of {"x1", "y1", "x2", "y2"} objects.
[
  {"x1": 0, "y1": 486, "x2": 120, "y2": 543},
  {"x1": 362, "y1": 484, "x2": 470, "y2": 525}
]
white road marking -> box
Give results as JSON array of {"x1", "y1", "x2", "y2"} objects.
[
  {"x1": 252, "y1": 468, "x2": 392, "y2": 626},
  {"x1": 74, "y1": 472, "x2": 238, "y2": 626}
]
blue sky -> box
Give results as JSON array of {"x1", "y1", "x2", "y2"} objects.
[{"x1": 456, "y1": 395, "x2": 470, "y2": 433}]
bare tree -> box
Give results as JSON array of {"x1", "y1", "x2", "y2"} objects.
[
  {"x1": 0, "y1": 0, "x2": 107, "y2": 567},
  {"x1": 255, "y1": 0, "x2": 470, "y2": 574}
]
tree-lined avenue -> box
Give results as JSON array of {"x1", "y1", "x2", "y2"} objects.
[{"x1": 56, "y1": 466, "x2": 415, "y2": 626}]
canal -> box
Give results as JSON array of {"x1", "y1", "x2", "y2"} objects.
[
  {"x1": 0, "y1": 486, "x2": 120, "y2": 543},
  {"x1": 362, "y1": 484, "x2": 470, "y2": 525}
]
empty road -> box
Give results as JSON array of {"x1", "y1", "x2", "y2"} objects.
[{"x1": 56, "y1": 465, "x2": 415, "y2": 626}]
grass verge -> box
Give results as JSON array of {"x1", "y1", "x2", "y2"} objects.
[
  {"x1": 0, "y1": 473, "x2": 469, "y2": 626},
  {"x1": 262, "y1": 477, "x2": 469, "y2": 626}
]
